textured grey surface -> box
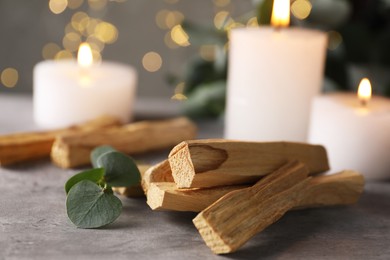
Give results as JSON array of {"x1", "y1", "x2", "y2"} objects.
[{"x1": 1, "y1": 95, "x2": 390, "y2": 259}]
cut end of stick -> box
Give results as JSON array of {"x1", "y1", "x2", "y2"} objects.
[
  {"x1": 147, "y1": 183, "x2": 167, "y2": 210},
  {"x1": 141, "y1": 159, "x2": 173, "y2": 193},
  {"x1": 169, "y1": 142, "x2": 196, "y2": 188},
  {"x1": 193, "y1": 214, "x2": 233, "y2": 254}
]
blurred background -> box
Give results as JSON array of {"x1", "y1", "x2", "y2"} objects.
[
  {"x1": 0, "y1": 0, "x2": 252, "y2": 98},
  {"x1": 1, "y1": 0, "x2": 389, "y2": 117}
]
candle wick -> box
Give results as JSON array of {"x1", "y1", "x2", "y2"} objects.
[
  {"x1": 360, "y1": 99, "x2": 368, "y2": 107},
  {"x1": 274, "y1": 25, "x2": 282, "y2": 32}
]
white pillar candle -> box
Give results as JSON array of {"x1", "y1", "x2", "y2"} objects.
[
  {"x1": 308, "y1": 80, "x2": 390, "y2": 180},
  {"x1": 225, "y1": 0, "x2": 327, "y2": 142},
  {"x1": 225, "y1": 27, "x2": 327, "y2": 142},
  {"x1": 33, "y1": 44, "x2": 137, "y2": 129}
]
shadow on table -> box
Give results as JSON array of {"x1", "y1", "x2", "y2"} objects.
[
  {"x1": 1, "y1": 158, "x2": 52, "y2": 171},
  {"x1": 221, "y1": 209, "x2": 326, "y2": 259}
]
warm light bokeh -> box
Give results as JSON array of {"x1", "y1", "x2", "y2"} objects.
[
  {"x1": 1, "y1": 68, "x2": 19, "y2": 88},
  {"x1": 49, "y1": 0, "x2": 68, "y2": 14},
  {"x1": 358, "y1": 78, "x2": 372, "y2": 106},
  {"x1": 78, "y1": 42, "x2": 93, "y2": 67},
  {"x1": 291, "y1": 0, "x2": 312, "y2": 20},
  {"x1": 170, "y1": 25, "x2": 190, "y2": 46},
  {"x1": 271, "y1": 0, "x2": 290, "y2": 27},
  {"x1": 142, "y1": 52, "x2": 163, "y2": 72}
]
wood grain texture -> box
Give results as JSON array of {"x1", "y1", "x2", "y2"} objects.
[
  {"x1": 192, "y1": 161, "x2": 310, "y2": 254},
  {"x1": 0, "y1": 116, "x2": 121, "y2": 166},
  {"x1": 169, "y1": 139, "x2": 329, "y2": 188},
  {"x1": 297, "y1": 170, "x2": 364, "y2": 209},
  {"x1": 147, "y1": 182, "x2": 249, "y2": 212},
  {"x1": 146, "y1": 170, "x2": 364, "y2": 212},
  {"x1": 141, "y1": 159, "x2": 173, "y2": 193},
  {"x1": 51, "y1": 117, "x2": 197, "y2": 169}
]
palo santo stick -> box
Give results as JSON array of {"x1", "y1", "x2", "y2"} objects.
[
  {"x1": 51, "y1": 117, "x2": 197, "y2": 169},
  {"x1": 0, "y1": 116, "x2": 120, "y2": 166},
  {"x1": 297, "y1": 170, "x2": 364, "y2": 209},
  {"x1": 146, "y1": 170, "x2": 364, "y2": 212},
  {"x1": 168, "y1": 139, "x2": 329, "y2": 188},
  {"x1": 141, "y1": 159, "x2": 173, "y2": 193},
  {"x1": 193, "y1": 161, "x2": 310, "y2": 254},
  {"x1": 147, "y1": 183, "x2": 249, "y2": 212}
]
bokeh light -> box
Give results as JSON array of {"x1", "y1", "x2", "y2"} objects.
[
  {"x1": 71, "y1": 12, "x2": 88, "y2": 32},
  {"x1": 164, "y1": 32, "x2": 180, "y2": 49},
  {"x1": 170, "y1": 25, "x2": 190, "y2": 46},
  {"x1": 1, "y1": 68, "x2": 19, "y2": 88},
  {"x1": 49, "y1": 0, "x2": 68, "y2": 15},
  {"x1": 86, "y1": 18, "x2": 101, "y2": 36},
  {"x1": 63, "y1": 32, "x2": 82, "y2": 52},
  {"x1": 94, "y1": 22, "x2": 118, "y2": 44},
  {"x1": 214, "y1": 11, "x2": 234, "y2": 30},
  {"x1": 142, "y1": 52, "x2": 163, "y2": 72},
  {"x1": 55, "y1": 50, "x2": 74, "y2": 60},
  {"x1": 156, "y1": 10, "x2": 184, "y2": 30},
  {"x1": 87, "y1": 36, "x2": 105, "y2": 52},
  {"x1": 42, "y1": 43, "x2": 62, "y2": 60},
  {"x1": 171, "y1": 82, "x2": 187, "y2": 100},
  {"x1": 291, "y1": 0, "x2": 312, "y2": 20},
  {"x1": 67, "y1": 0, "x2": 84, "y2": 9},
  {"x1": 213, "y1": 0, "x2": 230, "y2": 7},
  {"x1": 88, "y1": 0, "x2": 108, "y2": 10}
]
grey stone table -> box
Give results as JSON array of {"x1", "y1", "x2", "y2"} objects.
[{"x1": 1, "y1": 94, "x2": 390, "y2": 260}]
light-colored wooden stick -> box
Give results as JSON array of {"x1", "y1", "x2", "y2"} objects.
[
  {"x1": 192, "y1": 161, "x2": 311, "y2": 254},
  {"x1": 0, "y1": 116, "x2": 121, "y2": 166},
  {"x1": 51, "y1": 117, "x2": 197, "y2": 169},
  {"x1": 146, "y1": 170, "x2": 364, "y2": 212},
  {"x1": 168, "y1": 139, "x2": 329, "y2": 188},
  {"x1": 193, "y1": 161, "x2": 310, "y2": 254},
  {"x1": 113, "y1": 164, "x2": 151, "y2": 198},
  {"x1": 297, "y1": 170, "x2": 364, "y2": 209},
  {"x1": 141, "y1": 159, "x2": 173, "y2": 193},
  {"x1": 147, "y1": 182, "x2": 249, "y2": 211}
]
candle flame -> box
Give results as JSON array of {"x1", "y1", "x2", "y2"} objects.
[
  {"x1": 271, "y1": 0, "x2": 290, "y2": 27},
  {"x1": 77, "y1": 42, "x2": 93, "y2": 67},
  {"x1": 357, "y1": 78, "x2": 372, "y2": 107}
]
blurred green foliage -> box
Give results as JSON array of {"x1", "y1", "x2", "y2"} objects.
[{"x1": 172, "y1": 0, "x2": 390, "y2": 118}]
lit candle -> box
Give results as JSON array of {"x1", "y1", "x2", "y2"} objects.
[
  {"x1": 33, "y1": 43, "x2": 137, "y2": 129},
  {"x1": 308, "y1": 78, "x2": 390, "y2": 180},
  {"x1": 225, "y1": 0, "x2": 327, "y2": 142}
]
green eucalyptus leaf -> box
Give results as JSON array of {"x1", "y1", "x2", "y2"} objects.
[
  {"x1": 90, "y1": 145, "x2": 117, "y2": 168},
  {"x1": 66, "y1": 180, "x2": 122, "y2": 229},
  {"x1": 97, "y1": 151, "x2": 141, "y2": 187},
  {"x1": 65, "y1": 168, "x2": 105, "y2": 194}
]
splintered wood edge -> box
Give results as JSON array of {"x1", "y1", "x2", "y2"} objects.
[
  {"x1": 146, "y1": 182, "x2": 249, "y2": 212},
  {"x1": 141, "y1": 160, "x2": 173, "y2": 193},
  {"x1": 168, "y1": 141, "x2": 196, "y2": 188}
]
